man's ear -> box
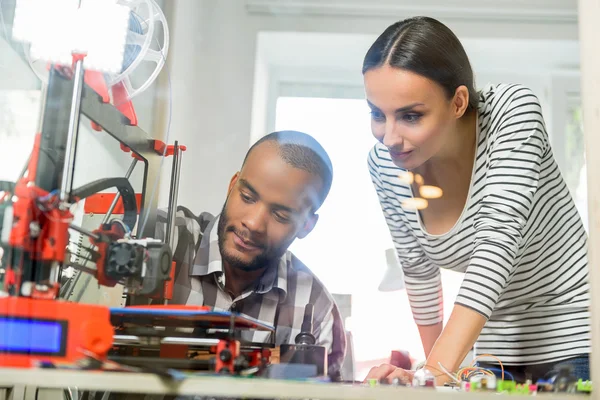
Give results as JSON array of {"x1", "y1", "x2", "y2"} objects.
[
  {"x1": 297, "y1": 213, "x2": 319, "y2": 239},
  {"x1": 228, "y1": 172, "x2": 240, "y2": 194}
]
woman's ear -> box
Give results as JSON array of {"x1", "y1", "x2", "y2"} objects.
[{"x1": 453, "y1": 86, "x2": 470, "y2": 119}]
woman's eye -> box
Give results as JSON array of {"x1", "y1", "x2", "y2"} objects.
[
  {"x1": 370, "y1": 110, "x2": 385, "y2": 122},
  {"x1": 403, "y1": 113, "x2": 422, "y2": 124}
]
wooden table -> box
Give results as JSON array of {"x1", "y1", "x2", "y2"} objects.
[{"x1": 0, "y1": 368, "x2": 582, "y2": 400}]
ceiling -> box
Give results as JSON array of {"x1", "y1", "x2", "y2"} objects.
[{"x1": 246, "y1": 0, "x2": 578, "y2": 24}]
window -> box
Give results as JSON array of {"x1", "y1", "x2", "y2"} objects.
[
  {"x1": 565, "y1": 99, "x2": 587, "y2": 231},
  {"x1": 275, "y1": 96, "x2": 463, "y2": 379},
  {"x1": 549, "y1": 75, "x2": 587, "y2": 231}
]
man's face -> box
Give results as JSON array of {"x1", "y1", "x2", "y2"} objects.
[{"x1": 218, "y1": 143, "x2": 322, "y2": 272}]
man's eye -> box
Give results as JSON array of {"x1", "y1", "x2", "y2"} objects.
[
  {"x1": 240, "y1": 192, "x2": 254, "y2": 203},
  {"x1": 274, "y1": 213, "x2": 290, "y2": 223}
]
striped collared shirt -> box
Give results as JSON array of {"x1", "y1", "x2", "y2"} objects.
[{"x1": 162, "y1": 212, "x2": 346, "y2": 377}]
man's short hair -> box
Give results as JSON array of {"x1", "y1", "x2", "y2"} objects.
[{"x1": 243, "y1": 130, "x2": 333, "y2": 210}]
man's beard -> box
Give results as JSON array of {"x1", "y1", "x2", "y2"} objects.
[{"x1": 217, "y1": 201, "x2": 289, "y2": 272}]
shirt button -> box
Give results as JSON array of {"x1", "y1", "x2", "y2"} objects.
[{"x1": 230, "y1": 303, "x2": 236, "y2": 310}]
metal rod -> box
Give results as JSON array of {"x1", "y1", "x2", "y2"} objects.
[
  {"x1": 68, "y1": 242, "x2": 100, "y2": 258},
  {"x1": 165, "y1": 142, "x2": 182, "y2": 251},
  {"x1": 49, "y1": 261, "x2": 61, "y2": 284},
  {"x1": 67, "y1": 263, "x2": 98, "y2": 276},
  {"x1": 68, "y1": 224, "x2": 100, "y2": 241},
  {"x1": 101, "y1": 158, "x2": 138, "y2": 225},
  {"x1": 59, "y1": 58, "x2": 85, "y2": 203},
  {"x1": 112, "y1": 335, "x2": 219, "y2": 347},
  {"x1": 36, "y1": 83, "x2": 48, "y2": 136},
  {"x1": 164, "y1": 142, "x2": 183, "y2": 305}
]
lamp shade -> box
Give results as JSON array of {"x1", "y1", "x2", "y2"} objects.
[{"x1": 378, "y1": 248, "x2": 405, "y2": 292}]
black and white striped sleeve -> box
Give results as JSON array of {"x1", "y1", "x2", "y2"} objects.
[
  {"x1": 368, "y1": 148, "x2": 443, "y2": 325},
  {"x1": 455, "y1": 86, "x2": 550, "y2": 319}
]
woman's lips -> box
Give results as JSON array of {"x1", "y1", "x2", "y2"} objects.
[{"x1": 390, "y1": 149, "x2": 413, "y2": 160}]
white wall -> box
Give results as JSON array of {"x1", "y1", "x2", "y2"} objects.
[
  {"x1": 159, "y1": 0, "x2": 580, "y2": 215},
  {"x1": 155, "y1": 1, "x2": 258, "y2": 213},
  {"x1": 0, "y1": 40, "x2": 39, "y2": 91}
]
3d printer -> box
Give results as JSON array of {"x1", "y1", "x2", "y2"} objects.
[{"x1": 0, "y1": 0, "x2": 282, "y2": 377}]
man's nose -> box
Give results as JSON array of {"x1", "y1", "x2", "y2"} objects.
[{"x1": 241, "y1": 204, "x2": 268, "y2": 234}]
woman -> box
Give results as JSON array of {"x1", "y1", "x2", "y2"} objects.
[{"x1": 364, "y1": 16, "x2": 590, "y2": 384}]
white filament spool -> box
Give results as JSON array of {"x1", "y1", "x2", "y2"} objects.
[
  {"x1": 107, "y1": 0, "x2": 169, "y2": 100},
  {"x1": 24, "y1": 0, "x2": 169, "y2": 100}
]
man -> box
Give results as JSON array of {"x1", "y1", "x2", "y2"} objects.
[{"x1": 158, "y1": 130, "x2": 346, "y2": 378}]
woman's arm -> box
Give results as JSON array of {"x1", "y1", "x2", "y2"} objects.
[
  {"x1": 424, "y1": 305, "x2": 486, "y2": 384},
  {"x1": 453, "y1": 85, "x2": 549, "y2": 320},
  {"x1": 369, "y1": 305, "x2": 485, "y2": 385},
  {"x1": 418, "y1": 322, "x2": 443, "y2": 358}
]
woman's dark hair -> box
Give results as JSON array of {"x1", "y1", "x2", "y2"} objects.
[{"x1": 363, "y1": 16, "x2": 478, "y2": 111}]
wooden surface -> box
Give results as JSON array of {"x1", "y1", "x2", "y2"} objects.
[{"x1": 0, "y1": 368, "x2": 584, "y2": 400}]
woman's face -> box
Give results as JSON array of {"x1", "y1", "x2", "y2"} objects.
[{"x1": 364, "y1": 65, "x2": 466, "y2": 170}]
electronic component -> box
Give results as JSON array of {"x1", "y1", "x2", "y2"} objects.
[
  {"x1": 412, "y1": 368, "x2": 436, "y2": 388},
  {"x1": 551, "y1": 365, "x2": 579, "y2": 393},
  {"x1": 279, "y1": 304, "x2": 328, "y2": 378},
  {"x1": 577, "y1": 379, "x2": 592, "y2": 393},
  {"x1": 469, "y1": 374, "x2": 497, "y2": 391},
  {"x1": 104, "y1": 238, "x2": 171, "y2": 296},
  {"x1": 496, "y1": 380, "x2": 539, "y2": 395},
  {"x1": 0, "y1": 296, "x2": 113, "y2": 367}
]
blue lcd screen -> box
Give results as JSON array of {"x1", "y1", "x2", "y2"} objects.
[{"x1": 0, "y1": 317, "x2": 66, "y2": 355}]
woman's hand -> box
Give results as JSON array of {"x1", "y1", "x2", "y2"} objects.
[{"x1": 364, "y1": 363, "x2": 415, "y2": 384}]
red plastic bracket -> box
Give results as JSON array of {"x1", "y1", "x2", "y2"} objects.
[
  {"x1": 153, "y1": 141, "x2": 187, "y2": 157},
  {"x1": 119, "y1": 143, "x2": 144, "y2": 161},
  {"x1": 84, "y1": 70, "x2": 110, "y2": 104},
  {"x1": 112, "y1": 81, "x2": 138, "y2": 127},
  {"x1": 83, "y1": 192, "x2": 143, "y2": 215},
  {"x1": 85, "y1": 70, "x2": 110, "y2": 132}
]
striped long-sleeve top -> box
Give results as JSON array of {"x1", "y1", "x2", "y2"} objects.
[{"x1": 368, "y1": 83, "x2": 590, "y2": 365}]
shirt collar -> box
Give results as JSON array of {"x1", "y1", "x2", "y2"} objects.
[{"x1": 190, "y1": 215, "x2": 289, "y2": 298}]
